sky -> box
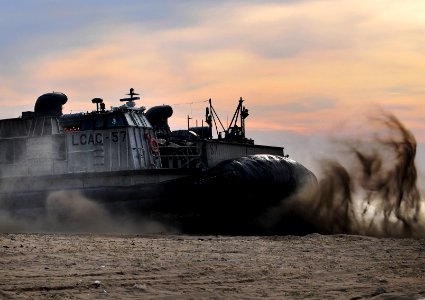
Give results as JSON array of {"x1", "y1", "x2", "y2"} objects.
[{"x1": 1, "y1": 0, "x2": 424, "y2": 173}]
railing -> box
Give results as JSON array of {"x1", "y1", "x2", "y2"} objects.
[{"x1": 158, "y1": 145, "x2": 202, "y2": 169}]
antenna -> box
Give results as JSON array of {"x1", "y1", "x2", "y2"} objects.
[
  {"x1": 187, "y1": 115, "x2": 192, "y2": 130},
  {"x1": 120, "y1": 88, "x2": 140, "y2": 108}
]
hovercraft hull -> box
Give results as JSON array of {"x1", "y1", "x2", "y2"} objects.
[{"x1": 0, "y1": 154, "x2": 317, "y2": 234}]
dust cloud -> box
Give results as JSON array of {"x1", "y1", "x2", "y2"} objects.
[
  {"x1": 1, "y1": 108, "x2": 423, "y2": 238},
  {"x1": 0, "y1": 191, "x2": 178, "y2": 234},
  {"x1": 274, "y1": 108, "x2": 425, "y2": 238}
]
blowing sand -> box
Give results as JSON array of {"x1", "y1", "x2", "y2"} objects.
[{"x1": 0, "y1": 233, "x2": 424, "y2": 299}]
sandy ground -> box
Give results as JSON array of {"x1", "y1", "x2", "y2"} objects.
[{"x1": 0, "y1": 233, "x2": 424, "y2": 300}]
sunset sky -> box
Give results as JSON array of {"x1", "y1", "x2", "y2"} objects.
[{"x1": 1, "y1": 0, "x2": 424, "y2": 172}]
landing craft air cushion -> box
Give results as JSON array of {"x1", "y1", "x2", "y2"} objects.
[{"x1": 0, "y1": 89, "x2": 317, "y2": 234}]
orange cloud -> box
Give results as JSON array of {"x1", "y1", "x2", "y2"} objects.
[{"x1": 1, "y1": 0, "x2": 424, "y2": 142}]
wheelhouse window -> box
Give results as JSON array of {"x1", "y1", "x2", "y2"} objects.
[
  {"x1": 78, "y1": 113, "x2": 127, "y2": 131},
  {"x1": 107, "y1": 114, "x2": 125, "y2": 128}
]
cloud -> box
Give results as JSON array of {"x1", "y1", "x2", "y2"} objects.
[
  {"x1": 0, "y1": 0, "x2": 424, "y2": 143},
  {"x1": 260, "y1": 97, "x2": 336, "y2": 113}
]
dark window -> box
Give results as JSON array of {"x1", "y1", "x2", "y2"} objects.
[
  {"x1": 95, "y1": 117, "x2": 105, "y2": 129},
  {"x1": 107, "y1": 114, "x2": 126, "y2": 128},
  {"x1": 81, "y1": 118, "x2": 95, "y2": 130},
  {"x1": 80, "y1": 114, "x2": 126, "y2": 130}
]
